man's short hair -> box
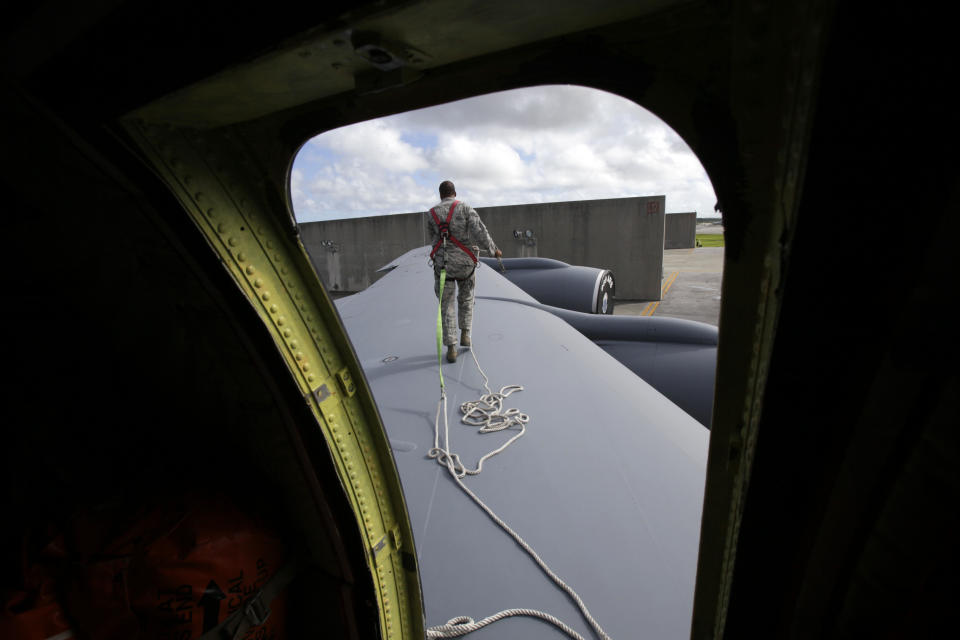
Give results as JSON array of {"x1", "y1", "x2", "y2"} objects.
[{"x1": 439, "y1": 181, "x2": 456, "y2": 198}]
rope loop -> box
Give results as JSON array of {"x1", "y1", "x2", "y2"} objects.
[
  {"x1": 427, "y1": 446, "x2": 467, "y2": 479},
  {"x1": 459, "y1": 385, "x2": 528, "y2": 432}
]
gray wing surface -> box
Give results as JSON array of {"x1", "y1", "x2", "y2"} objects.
[{"x1": 336, "y1": 247, "x2": 708, "y2": 639}]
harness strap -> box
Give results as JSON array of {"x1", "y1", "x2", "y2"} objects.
[
  {"x1": 429, "y1": 200, "x2": 457, "y2": 258},
  {"x1": 196, "y1": 559, "x2": 299, "y2": 640},
  {"x1": 447, "y1": 235, "x2": 478, "y2": 264},
  {"x1": 429, "y1": 200, "x2": 478, "y2": 263}
]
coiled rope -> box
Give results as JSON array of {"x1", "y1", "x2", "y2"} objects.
[{"x1": 424, "y1": 267, "x2": 612, "y2": 640}]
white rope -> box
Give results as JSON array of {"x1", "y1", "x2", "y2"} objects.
[
  {"x1": 427, "y1": 609, "x2": 587, "y2": 639},
  {"x1": 425, "y1": 343, "x2": 612, "y2": 640},
  {"x1": 428, "y1": 381, "x2": 529, "y2": 478}
]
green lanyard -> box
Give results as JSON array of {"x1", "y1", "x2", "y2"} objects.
[{"x1": 436, "y1": 268, "x2": 447, "y2": 389}]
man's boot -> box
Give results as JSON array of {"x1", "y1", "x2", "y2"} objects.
[
  {"x1": 446, "y1": 344, "x2": 458, "y2": 363},
  {"x1": 460, "y1": 330, "x2": 471, "y2": 347}
]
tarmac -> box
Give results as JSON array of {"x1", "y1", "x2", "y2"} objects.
[{"x1": 614, "y1": 224, "x2": 724, "y2": 326}]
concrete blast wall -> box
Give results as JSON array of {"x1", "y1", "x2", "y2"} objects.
[
  {"x1": 299, "y1": 213, "x2": 423, "y2": 293},
  {"x1": 476, "y1": 196, "x2": 665, "y2": 299},
  {"x1": 665, "y1": 212, "x2": 697, "y2": 249},
  {"x1": 300, "y1": 195, "x2": 666, "y2": 300}
]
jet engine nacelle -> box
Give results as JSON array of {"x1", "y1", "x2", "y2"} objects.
[{"x1": 479, "y1": 256, "x2": 615, "y2": 314}]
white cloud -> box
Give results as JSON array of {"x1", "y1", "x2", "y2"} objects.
[
  {"x1": 430, "y1": 136, "x2": 528, "y2": 186},
  {"x1": 291, "y1": 85, "x2": 717, "y2": 222},
  {"x1": 298, "y1": 163, "x2": 432, "y2": 219},
  {"x1": 315, "y1": 120, "x2": 428, "y2": 173}
]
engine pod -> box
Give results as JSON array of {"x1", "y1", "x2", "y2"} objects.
[{"x1": 479, "y1": 257, "x2": 615, "y2": 314}]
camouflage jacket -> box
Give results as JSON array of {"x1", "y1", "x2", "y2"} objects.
[{"x1": 426, "y1": 197, "x2": 498, "y2": 279}]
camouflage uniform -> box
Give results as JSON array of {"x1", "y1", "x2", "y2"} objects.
[{"x1": 427, "y1": 197, "x2": 498, "y2": 346}]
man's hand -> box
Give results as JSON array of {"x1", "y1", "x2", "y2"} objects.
[{"x1": 494, "y1": 249, "x2": 502, "y2": 258}]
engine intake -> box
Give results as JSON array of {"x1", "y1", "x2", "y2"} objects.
[{"x1": 479, "y1": 257, "x2": 615, "y2": 314}]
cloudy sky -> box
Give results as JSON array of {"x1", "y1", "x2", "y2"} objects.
[{"x1": 291, "y1": 85, "x2": 716, "y2": 223}]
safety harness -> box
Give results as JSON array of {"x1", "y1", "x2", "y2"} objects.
[{"x1": 429, "y1": 200, "x2": 477, "y2": 265}]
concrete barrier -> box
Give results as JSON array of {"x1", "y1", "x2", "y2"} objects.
[
  {"x1": 299, "y1": 212, "x2": 423, "y2": 293},
  {"x1": 665, "y1": 212, "x2": 697, "y2": 249},
  {"x1": 300, "y1": 195, "x2": 667, "y2": 299}
]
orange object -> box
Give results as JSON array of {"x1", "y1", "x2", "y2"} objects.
[
  {"x1": 1, "y1": 547, "x2": 74, "y2": 640},
  {"x1": 66, "y1": 497, "x2": 290, "y2": 639},
  {"x1": 1, "y1": 583, "x2": 75, "y2": 640}
]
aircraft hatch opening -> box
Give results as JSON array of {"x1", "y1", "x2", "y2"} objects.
[{"x1": 287, "y1": 84, "x2": 721, "y2": 639}]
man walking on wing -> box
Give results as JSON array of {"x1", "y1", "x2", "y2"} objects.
[{"x1": 426, "y1": 181, "x2": 502, "y2": 363}]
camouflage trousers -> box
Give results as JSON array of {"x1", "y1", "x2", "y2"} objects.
[{"x1": 434, "y1": 269, "x2": 475, "y2": 346}]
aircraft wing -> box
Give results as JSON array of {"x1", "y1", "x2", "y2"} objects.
[{"x1": 336, "y1": 247, "x2": 708, "y2": 639}]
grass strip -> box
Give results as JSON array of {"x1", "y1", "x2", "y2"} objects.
[{"x1": 696, "y1": 233, "x2": 725, "y2": 247}]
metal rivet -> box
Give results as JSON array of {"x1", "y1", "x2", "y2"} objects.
[
  {"x1": 295, "y1": 352, "x2": 303, "y2": 361},
  {"x1": 246, "y1": 265, "x2": 255, "y2": 275},
  {"x1": 206, "y1": 207, "x2": 215, "y2": 218},
  {"x1": 237, "y1": 252, "x2": 246, "y2": 262},
  {"x1": 217, "y1": 223, "x2": 227, "y2": 233},
  {"x1": 254, "y1": 279, "x2": 262, "y2": 288},
  {"x1": 270, "y1": 305, "x2": 278, "y2": 314},
  {"x1": 262, "y1": 292, "x2": 270, "y2": 301},
  {"x1": 228, "y1": 237, "x2": 238, "y2": 246}
]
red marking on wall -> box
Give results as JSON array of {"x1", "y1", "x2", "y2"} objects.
[{"x1": 647, "y1": 201, "x2": 660, "y2": 214}]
